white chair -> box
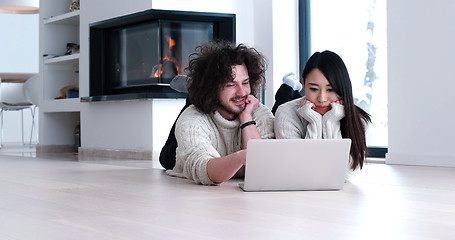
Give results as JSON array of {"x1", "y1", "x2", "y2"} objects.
[
  {"x1": 0, "y1": 77, "x2": 38, "y2": 147},
  {"x1": 23, "y1": 75, "x2": 40, "y2": 145}
]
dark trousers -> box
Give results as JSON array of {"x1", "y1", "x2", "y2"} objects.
[
  {"x1": 159, "y1": 98, "x2": 192, "y2": 170},
  {"x1": 271, "y1": 84, "x2": 303, "y2": 115}
]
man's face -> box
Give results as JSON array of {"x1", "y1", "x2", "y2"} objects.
[{"x1": 216, "y1": 64, "x2": 251, "y2": 120}]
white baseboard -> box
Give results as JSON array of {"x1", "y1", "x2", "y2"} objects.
[
  {"x1": 78, "y1": 147, "x2": 153, "y2": 160},
  {"x1": 386, "y1": 152, "x2": 455, "y2": 168}
]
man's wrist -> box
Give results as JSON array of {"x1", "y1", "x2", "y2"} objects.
[
  {"x1": 238, "y1": 112, "x2": 253, "y2": 124},
  {"x1": 240, "y1": 120, "x2": 256, "y2": 129}
]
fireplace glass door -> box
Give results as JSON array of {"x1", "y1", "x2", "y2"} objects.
[{"x1": 105, "y1": 20, "x2": 214, "y2": 92}]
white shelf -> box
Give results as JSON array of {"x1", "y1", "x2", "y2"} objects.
[
  {"x1": 39, "y1": 0, "x2": 82, "y2": 148},
  {"x1": 44, "y1": 10, "x2": 80, "y2": 25},
  {"x1": 44, "y1": 54, "x2": 80, "y2": 64},
  {"x1": 40, "y1": 98, "x2": 81, "y2": 113}
]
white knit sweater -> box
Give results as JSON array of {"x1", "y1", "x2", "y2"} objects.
[
  {"x1": 274, "y1": 97, "x2": 358, "y2": 178},
  {"x1": 166, "y1": 103, "x2": 275, "y2": 185},
  {"x1": 274, "y1": 97, "x2": 344, "y2": 140}
]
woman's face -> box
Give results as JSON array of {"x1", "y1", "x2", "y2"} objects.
[{"x1": 304, "y1": 68, "x2": 342, "y2": 115}]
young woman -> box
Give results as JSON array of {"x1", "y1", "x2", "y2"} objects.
[{"x1": 274, "y1": 50, "x2": 371, "y2": 171}]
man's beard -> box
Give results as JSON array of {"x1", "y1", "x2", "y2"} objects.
[{"x1": 218, "y1": 97, "x2": 247, "y2": 117}]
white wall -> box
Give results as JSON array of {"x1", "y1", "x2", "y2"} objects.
[
  {"x1": 0, "y1": 13, "x2": 39, "y2": 144},
  {"x1": 80, "y1": 0, "x2": 299, "y2": 155},
  {"x1": 386, "y1": 0, "x2": 455, "y2": 167},
  {"x1": 0, "y1": 14, "x2": 39, "y2": 73},
  {"x1": 271, "y1": 0, "x2": 299, "y2": 108},
  {"x1": 253, "y1": 0, "x2": 299, "y2": 108}
]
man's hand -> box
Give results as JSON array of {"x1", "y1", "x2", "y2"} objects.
[
  {"x1": 238, "y1": 94, "x2": 261, "y2": 149},
  {"x1": 239, "y1": 94, "x2": 259, "y2": 123},
  {"x1": 207, "y1": 150, "x2": 247, "y2": 184}
]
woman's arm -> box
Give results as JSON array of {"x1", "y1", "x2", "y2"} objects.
[
  {"x1": 274, "y1": 98, "x2": 308, "y2": 139},
  {"x1": 322, "y1": 102, "x2": 345, "y2": 139},
  {"x1": 297, "y1": 100, "x2": 323, "y2": 139}
]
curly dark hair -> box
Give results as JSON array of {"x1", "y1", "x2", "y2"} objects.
[{"x1": 186, "y1": 40, "x2": 267, "y2": 114}]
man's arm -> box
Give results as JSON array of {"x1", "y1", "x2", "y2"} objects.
[
  {"x1": 206, "y1": 150, "x2": 246, "y2": 184},
  {"x1": 238, "y1": 94, "x2": 261, "y2": 149},
  {"x1": 206, "y1": 95, "x2": 269, "y2": 184}
]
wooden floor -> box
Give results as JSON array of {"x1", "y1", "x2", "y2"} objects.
[{"x1": 0, "y1": 144, "x2": 454, "y2": 239}]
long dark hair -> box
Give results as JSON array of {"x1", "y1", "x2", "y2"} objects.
[
  {"x1": 186, "y1": 40, "x2": 267, "y2": 114},
  {"x1": 302, "y1": 50, "x2": 371, "y2": 170}
]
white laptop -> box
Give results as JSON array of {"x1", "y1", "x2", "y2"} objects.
[{"x1": 239, "y1": 138, "x2": 351, "y2": 192}]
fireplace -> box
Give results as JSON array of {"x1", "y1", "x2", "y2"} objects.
[{"x1": 83, "y1": 9, "x2": 235, "y2": 102}]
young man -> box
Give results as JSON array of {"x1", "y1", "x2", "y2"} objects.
[{"x1": 165, "y1": 40, "x2": 275, "y2": 185}]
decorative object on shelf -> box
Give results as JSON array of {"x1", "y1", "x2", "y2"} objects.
[
  {"x1": 43, "y1": 54, "x2": 59, "y2": 60},
  {"x1": 0, "y1": 0, "x2": 39, "y2": 14},
  {"x1": 55, "y1": 85, "x2": 78, "y2": 99},
  {"x1": 66, "y1": 88, "x2": 79, "y2": 98},
  {"x1": 65, "y1": 43, "x2": 80, "y2": 55},
  {"x1": 69, "y1": 0, "x2": 79, "y2": 12},
  {"x1": 74, "y1": 121, "x2": 80, "y2": 152}
]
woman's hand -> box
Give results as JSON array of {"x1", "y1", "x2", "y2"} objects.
[
  {"x1": 300, "y1": 99, "x2": 315, "y2": 110},
  {"x1": 324, "y1": 102, "x2": 345, "y2": 121},
  {"x1": 297, "y1": 99, "x2": 322, "y2": 139},
  {"x1": 322, "y1": 102, "x2": 345, "y2": 139},
  {"x1": 334, "y1": 99, "x2": 344, "y2": 105}
]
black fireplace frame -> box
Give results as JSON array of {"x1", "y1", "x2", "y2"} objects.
[{"x1": 83, "y1": 9, "x2": 235, "y2": 102}]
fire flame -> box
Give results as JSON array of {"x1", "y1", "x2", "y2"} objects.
[
  {"x1": 153, "y1": 35, "x2": 179, "y2": 78},
  {"x1": 166, "y1": 35, "x2": 176, "y2": 49}
]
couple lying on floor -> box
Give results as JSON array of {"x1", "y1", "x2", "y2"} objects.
[{"x1": 159, "y1": 40, "x2": 370, "y2": 185}]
